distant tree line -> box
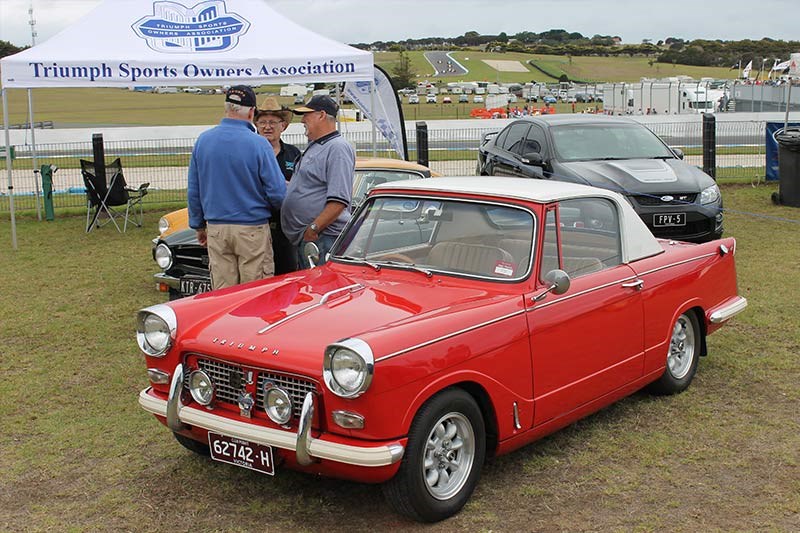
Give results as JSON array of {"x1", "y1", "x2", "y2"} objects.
[
  {"x1": 352, "y1": 30, "x2": 800, "y2": 68},
  {"x1": 0, "y1": 40, "x2": 26, "y2": 59}
]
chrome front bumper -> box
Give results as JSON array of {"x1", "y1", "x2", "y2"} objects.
[
  {"x1": 154, "y1": 272, "x2": 179, "y2": 290},
  {"x1": 138, "y1": 364, "x2": 404, "y2": 468}
]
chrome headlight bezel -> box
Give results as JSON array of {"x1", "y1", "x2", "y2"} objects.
[
  {"x1": 136, "y1": 304, "x2": 177, "y2": 357},
  {"x1": 700, "y1": 183, "x2": 721, "y2": 205},
  {"x1": 158, "y1": 216, "x2": 170, "y2": 235},
  {"x1": 154, "y1": 243, "x2": 173, "y2": 270},
  {"x1": 189, "y1": 369, "x2": 215, "y2": 406},
  {"x1": 323, "y1": 338, "x2": 374, "y2": 399},
  {"x1": 263, "y1": 382, "x2": 293, "y2": 425}
]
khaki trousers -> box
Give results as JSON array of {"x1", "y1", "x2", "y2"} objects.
[{"x1": 207, "y1": 223, "x2": 274, "y2": 290}]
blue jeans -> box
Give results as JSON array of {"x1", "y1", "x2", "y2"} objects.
[{"x1": 296, "y1": 234, "x2": 337, "y2": 269}]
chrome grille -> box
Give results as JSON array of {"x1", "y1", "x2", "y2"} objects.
[
  {"x1": 185, "y1": 358, "x2": 317, "y2": 420},
  {"x1": 257, "y1": 373, "x2": 316, "y2": 419}
]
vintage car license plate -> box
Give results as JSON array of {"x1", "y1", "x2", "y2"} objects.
[
  {"x1": 180, "y1": 277, "x2": 212, "y2": 295},
  {"x1": 208, "y1": 432, "x2": 275, "y2": 475},
  {"x1": 653, "y1": 213, "x2": 686, "y2": 227}
]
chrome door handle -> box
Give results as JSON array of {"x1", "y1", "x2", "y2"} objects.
[{"x1": 621, "y1": 279, "x2": 644, "y2": 290}]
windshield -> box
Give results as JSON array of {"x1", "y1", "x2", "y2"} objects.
[
  {"x1": 550, "y1": 123, "x2": 674, "y2": 162},
  {"x1": 334, "y1": 196, "x2": 535, "y2": 280}
]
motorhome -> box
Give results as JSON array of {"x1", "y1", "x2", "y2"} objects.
[{"x1": 602, "y1": 80, "x2": 716, "y2": 115}]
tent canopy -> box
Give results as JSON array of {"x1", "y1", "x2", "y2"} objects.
[{"x1": 1, "y1": 0, "x2": 373, "y2": 88}]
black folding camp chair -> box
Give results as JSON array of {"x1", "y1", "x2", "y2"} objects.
[{"x1": 80, "y1": 158, "x2": 148, "y2": 232}]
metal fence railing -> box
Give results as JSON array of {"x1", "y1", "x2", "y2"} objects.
[{"x1": 0, "y1": 119, "x2": 772, "y2": 214}]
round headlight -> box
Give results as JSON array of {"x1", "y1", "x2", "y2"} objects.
[
  {"x1": 323, "y1": 338, "x2": 374, "y2": 398},
  {"x1": 158, "y1": 216, "x2": 170, "y2": 235},
  {"x1": 264, "y1": 383, "x2": 292, "y2": 425},
  {"x1": 189, "y1": 370, "x2": 214, "y2": 405},
  {"x1": 136, "y1": 305, "x2": 176, "y2": 357},
  {"x1": 154, "y1": 243, "x2": 173, "y2": 270}
]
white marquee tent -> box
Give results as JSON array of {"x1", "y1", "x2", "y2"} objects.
[{"x1": 2, "y1": 0, "x2": 375, "y2": 248}]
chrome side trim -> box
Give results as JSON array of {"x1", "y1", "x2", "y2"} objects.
[
  {"x1": 513, "y1": 402, "x2": 522, "y2": 430},
  {"x1": 634, "y1": 252, "x2": 719, "y2": 277},
  {"x1": 296, "y1": 392, "x2": 315, "y2": 466},
  {"x1": 375, "y1": 309, "x2": 526, "y2": 363},
  {"x1": 531, "y1": 276, "x2": 638, "y2": 311},
  {"x1": 139, "y1": 388, "x2": 404, "y2": 467},
  {"x1": 166, "y1": 364, "x2": 186, "y2": 432},
  {"x1": 710, "y1": 296, "x2": 748, "y2": 323},
  {"x1": 258, "y1": 284, "x2": 364, "y2": 334}
]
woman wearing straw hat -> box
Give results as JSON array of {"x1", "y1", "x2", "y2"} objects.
[{"x1": 255, "y1": 97, "x2": 301, "y2": 274}]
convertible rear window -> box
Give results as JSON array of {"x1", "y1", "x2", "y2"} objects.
[{"x1": 335, "y1": 196, "x2": 535, "y2": 280}]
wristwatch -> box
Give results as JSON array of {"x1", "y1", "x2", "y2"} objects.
[{"x1": 309, "y1": 222, "x2": 319, "y2": 234}]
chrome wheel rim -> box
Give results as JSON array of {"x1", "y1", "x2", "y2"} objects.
[
  {"x1": 668, "y1": 315, "x2": 696, "y2": 380},
  {"x1": 422, "y1": 412, "x2": 475, "y2": 500}
]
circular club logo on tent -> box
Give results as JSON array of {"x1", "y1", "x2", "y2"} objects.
[{"x1": 132, "y1": 0, "x2": 250, "y2": 53}]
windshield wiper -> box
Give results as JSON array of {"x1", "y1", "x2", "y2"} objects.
[
  {"x1": 380, "y1": 260, "x2": 433, "y2": 278},
  {"x1": 335, "y1": 255, "x2": 381, "y2": 271}
]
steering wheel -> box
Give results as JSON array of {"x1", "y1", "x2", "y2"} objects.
[{"x1": 379, "y1": 253, "x2": 415, "y2": 264}]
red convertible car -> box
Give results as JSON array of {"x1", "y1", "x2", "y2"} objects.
[{"x1": 137, "y1": 177, "x2": 747, "y2": 522}]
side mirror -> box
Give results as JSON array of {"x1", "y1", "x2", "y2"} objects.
[
  {"x1": 532, "y1": 269, "x2": 571, "y2": 302},
  {"x1": 520, "y1": 152, "x2": 544, "y2": 166},
  {"x1": 303, "y1": 241, "x2": 321, "y2": 268},
  {"x1": 671, "y1": 147, "x2": 684, "y2": 160}
]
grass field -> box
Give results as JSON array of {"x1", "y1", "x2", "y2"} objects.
[
  {"x1": 2, "y1": 51, "x2": 736, "y2": 127},
  {"x1": 0, "y1": 182, "x2": 798, "y2": 531}
]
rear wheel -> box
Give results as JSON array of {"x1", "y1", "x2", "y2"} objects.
[
  {"x1": 383, "y1": 388, "x2": 485, "y2": 522},
  {"x1": 173, "y1": 432, "x2": 210, "y2": 456},
  {"x1": 649, "y1": 312, "x2": 701, "y2": 395}
]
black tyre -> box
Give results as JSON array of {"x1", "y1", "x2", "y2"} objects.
[
  {"x1": 168, "y1": 288, "x2": 182, "y2": 301},
  {"x1": 173, "y1": 432, "x2": 210, "y2": 456},
  {"x1": 649, "y1": 312, "x2": 701, "y2": 395},
  {"x1": 383, "y1": 388, "x2": 485, "y2": 522}
]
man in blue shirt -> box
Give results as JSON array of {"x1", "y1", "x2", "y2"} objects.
[{"x1": 188, "y1": 85, "x2": 286, "y2": 289}]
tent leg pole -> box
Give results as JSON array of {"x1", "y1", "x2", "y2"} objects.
[
  {"x1": 3, "y1": 88, "x2": 18, "y2": 250},
  {"x1": 371, "y1": 81, "x2": 376, "y2": 157},
  {"x1": 28, "y1": 89, "x2": 41, "y2": 221}
]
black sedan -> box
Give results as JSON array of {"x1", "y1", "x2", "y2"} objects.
[{"x1": 477, "y1": 115, "x2": 723, "y2": 242}]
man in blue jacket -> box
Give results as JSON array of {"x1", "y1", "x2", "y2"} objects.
[{"x1": 188, "y1": 85, "x2": 286, "y2": 289}]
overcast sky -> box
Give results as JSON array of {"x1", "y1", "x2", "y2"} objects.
[{"x1": 1, "y1": 0, "x2": 797, "y2": 48}]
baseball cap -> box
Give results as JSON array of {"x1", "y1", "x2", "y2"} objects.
[
  {"x1": 292, "y1": 95, "x2": 339, "y2": 117},
  {"x1": 225, "y1": 85, "x2": 257, "y2": 107}
]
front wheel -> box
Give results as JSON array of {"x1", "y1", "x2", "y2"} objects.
[
  {"x1": 383, "y1": 388, "x2": 485, "y2": 522},
  {"x1": 649, "y1": 312, "x2": 702, "y2": 395}
]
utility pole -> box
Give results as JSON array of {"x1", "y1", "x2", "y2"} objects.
[{"x1": 29, "y1": 3, "x2": 38, "y2": 46}]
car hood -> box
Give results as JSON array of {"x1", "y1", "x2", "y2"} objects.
[
  {"x1": 173, "y1": 266, "x2": 522, "y2": 377},
  {"x1": 560, "y1": 158, "x2": 714, "y2": 194}
]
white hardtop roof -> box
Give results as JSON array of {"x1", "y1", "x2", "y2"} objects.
[
  {"x1": 373, "y1": 176, "x2": 664, "y2": 263},
  {"x1": 1, "y1": 0, "x2": 373, "y2": 88}
]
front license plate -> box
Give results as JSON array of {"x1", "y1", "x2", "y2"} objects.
[
  {"x1": 180, "y1": 277, "x2": 212, "y2": 296},
  {"x1": 208, "y1": 432, "x2": 275, "y2": 475},
  {"x1": 653, "y1": 213, "x2": 686, "y2": 227}
]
